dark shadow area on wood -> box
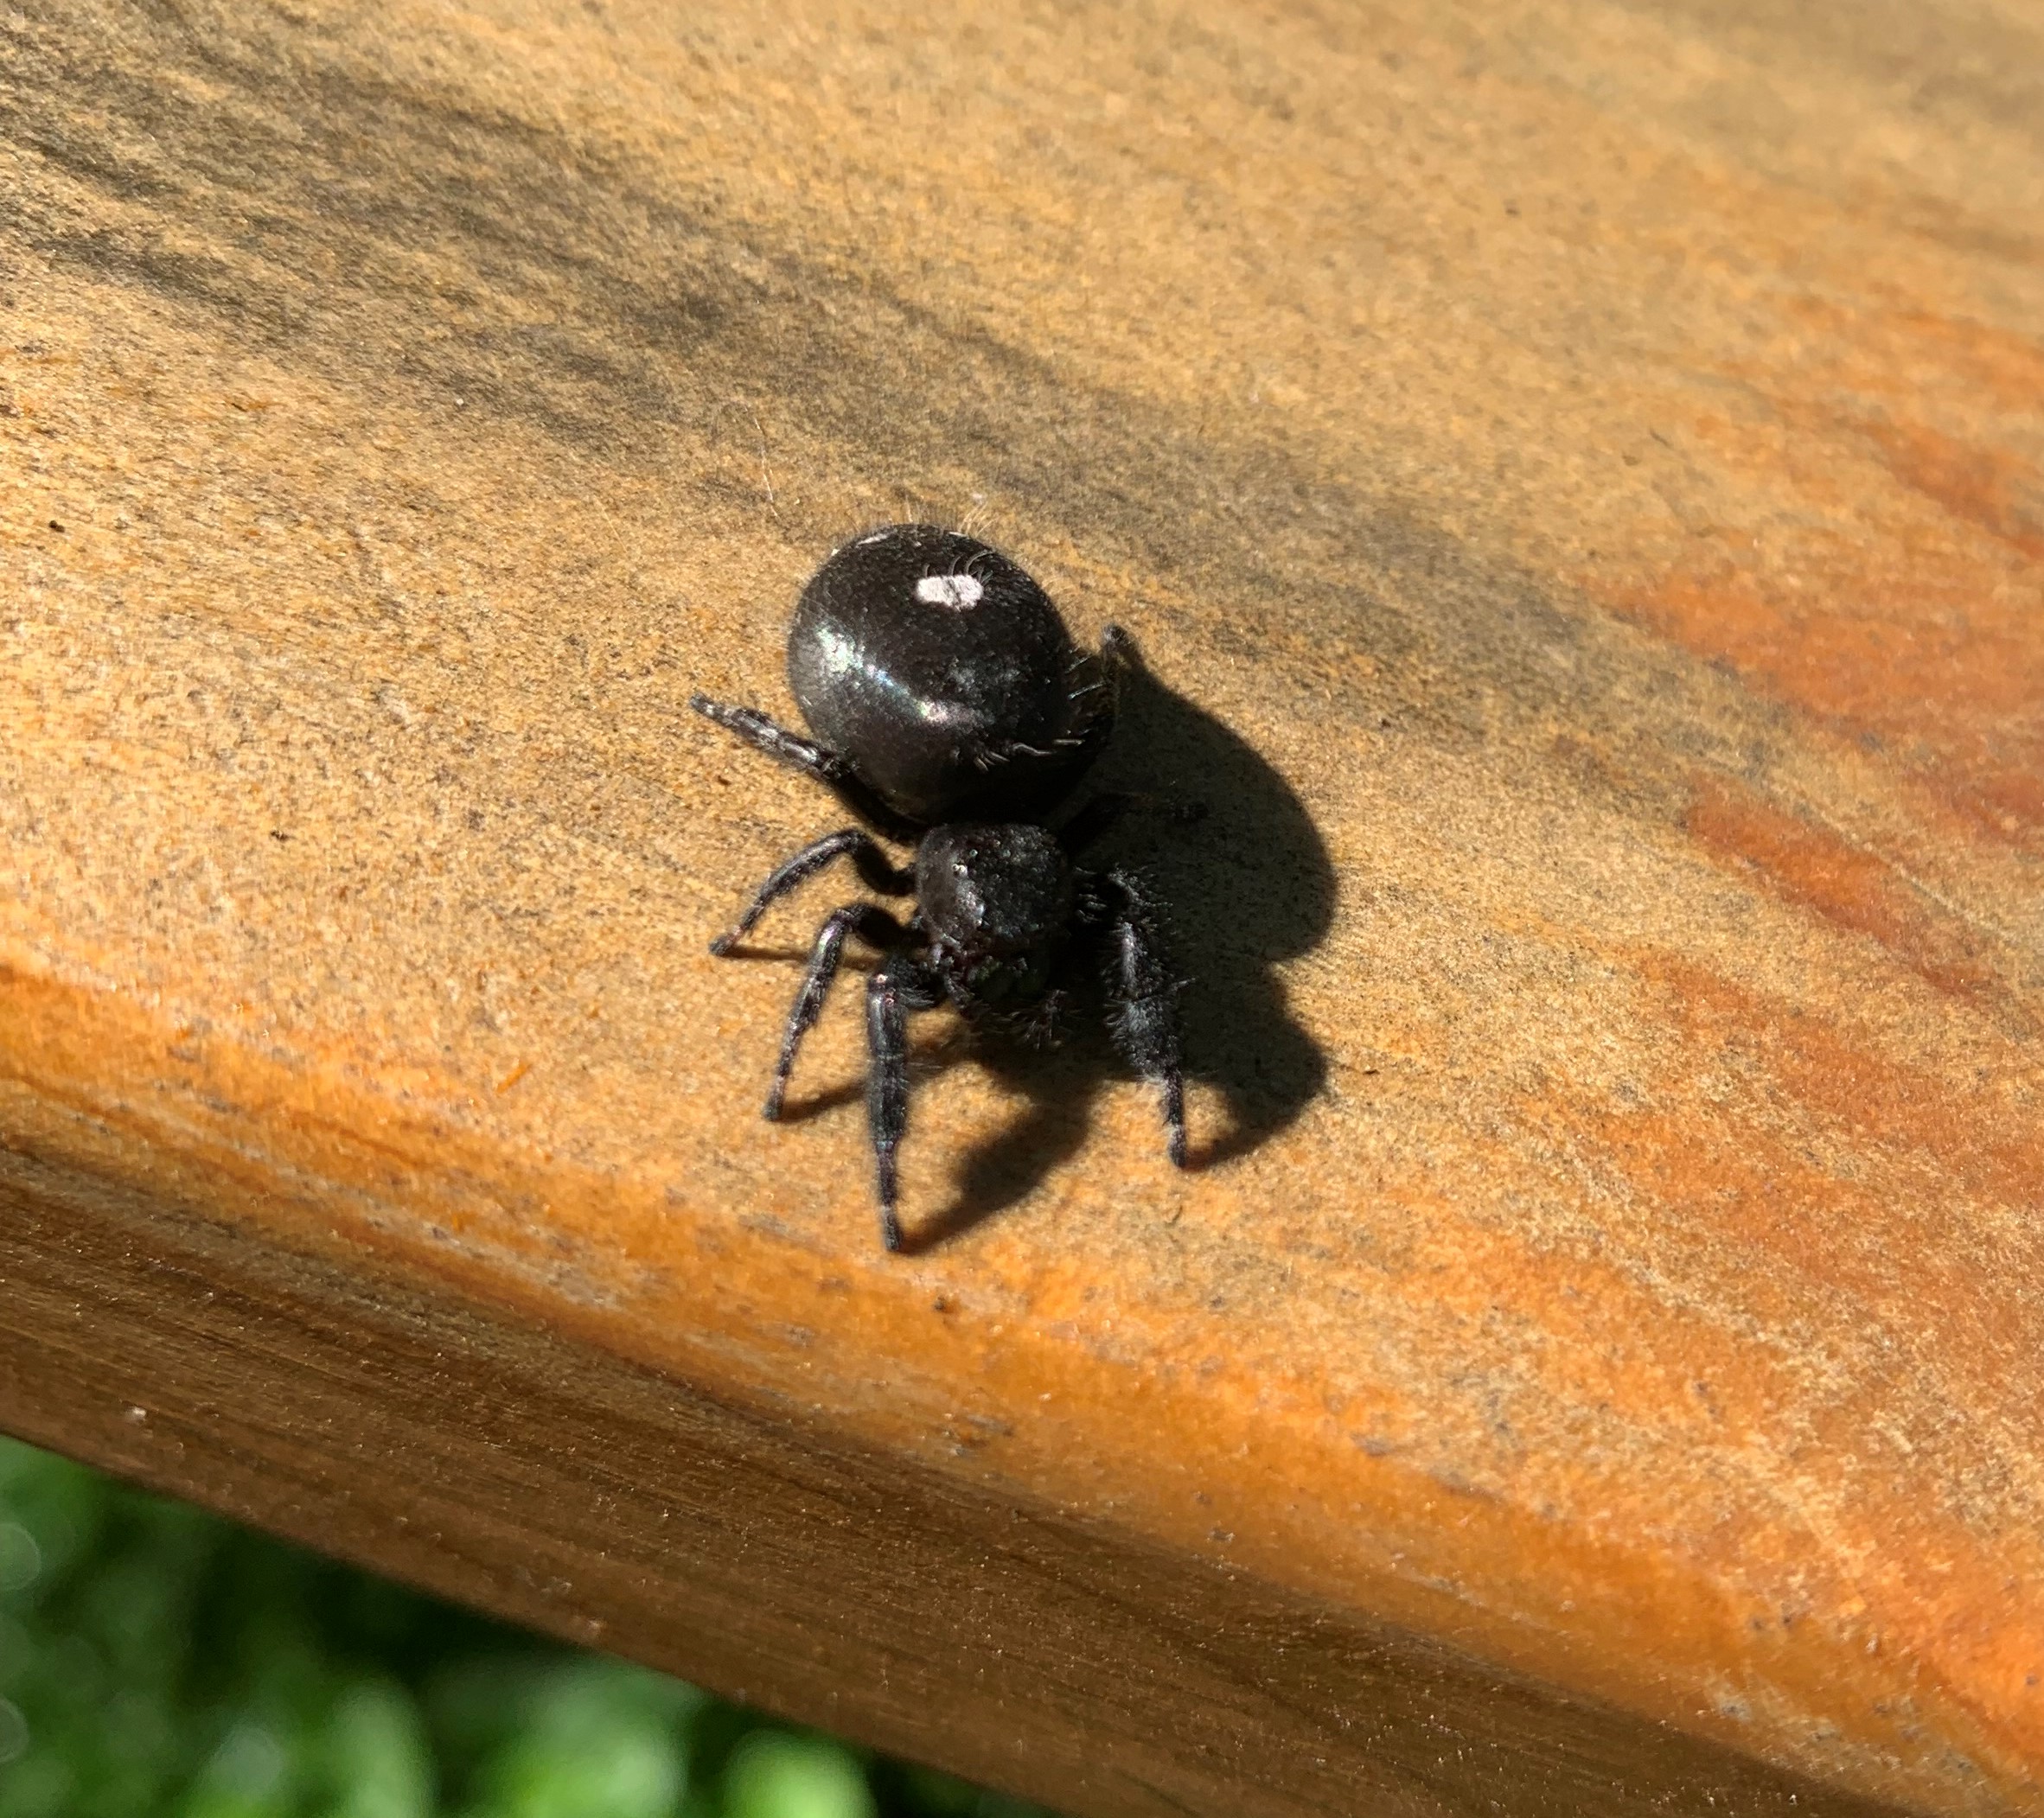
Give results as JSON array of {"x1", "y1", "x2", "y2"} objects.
[{"x1": 908, "y1": 635, "x2": 1334, "y2": 1250}]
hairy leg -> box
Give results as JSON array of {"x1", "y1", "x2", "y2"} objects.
[
  {"x1": 1050, "y1": 625, "x2": 1130, "y2": 775},
  {"x1": 1057, "y1": 790, "x2": 1208, "y2": 858},
  {"x1": 1054, "y1": 630, "x2": 1204, "y2": 857},
  {"x1": 1055, "y1": 792, "x2": 1134, "y2": 857},
  {"x1": 866, "y1": 947, "x2": 944, "y2": 1251},
  {"x1": 691, "y1": 695, "x2": 917, "y2": 837},
  {"x1": 710, "y1": 829, "x2": 912, "y2": 955},
  {"x1": 1091, "y1": 867, "x2": 1189, "y2": 1167},
  {"x1": 764, "y1": 904, "x2": 907, "y2": 1120},
  {"x1": 689, "y1": 696, "x2": 853, "y2": 798}
]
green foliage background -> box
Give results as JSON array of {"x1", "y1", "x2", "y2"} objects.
[{"x1": 0, "y1": 1438, "x2": 1051, "y2": 1818}]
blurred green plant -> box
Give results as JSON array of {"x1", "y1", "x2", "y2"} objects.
[{"x1": 0, "y1": 1438, "x2": 1051, "y2": 1818}]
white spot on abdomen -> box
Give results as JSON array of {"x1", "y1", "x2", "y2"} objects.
[{"x1": 915, "y1": 572, "x2": 986, "y2": 610}]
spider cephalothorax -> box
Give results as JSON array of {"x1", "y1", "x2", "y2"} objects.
[
  {"x1": 917, "y1": 824, "x2": 1076, "y2": 1031},
  {"x1": 692, "y1": 523, "x2": 1188, "y2": 1249}
]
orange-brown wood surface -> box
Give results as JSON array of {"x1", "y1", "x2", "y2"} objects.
[{"x1": 3, "y1": 2, "x2": 2041, "y2": 1813}]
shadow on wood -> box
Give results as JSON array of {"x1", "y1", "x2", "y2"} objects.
[{"x1": 923, "y1": 638, "x2": 1336, "y2": 1247}]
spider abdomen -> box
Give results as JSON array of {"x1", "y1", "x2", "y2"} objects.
[{"x1": 787, "y1": 525, "x2": 1111, "y2": 826}]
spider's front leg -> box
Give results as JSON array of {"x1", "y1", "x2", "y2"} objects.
[
  {"x1": 766, "y1": 904, "x2": 908, "y2": 1120},
  {"x1": 690, "y1": 695, "x2": 917, "y2": 837},
  {"x1": 1089, "y1": 867, "x2": 1189, "y2": 1168},
  {"x1": 690, "y1": 694, "x2": 847, "y2": 782},
  {"x1": 709, "y1": 828, "x2": 911, "y2": 955},
  {"x1": 1056, "y1": 789, "x2": 1209, "y2": 858},
  {"x1": 866, "y1": 947, "x2": 944, "y2": 1251}
]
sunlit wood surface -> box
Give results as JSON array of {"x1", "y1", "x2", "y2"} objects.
[{"x1": 3, "y1": 2, "x2": 2041, "y2": 1813}]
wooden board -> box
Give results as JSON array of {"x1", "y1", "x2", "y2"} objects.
[{"x1": 3, "y1": 0, "x2": 2041, "y2": 1812}]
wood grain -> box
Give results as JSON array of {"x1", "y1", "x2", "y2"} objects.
[{"x1": 2, "y1": 1, "x2": 2040, "y2": 1813}]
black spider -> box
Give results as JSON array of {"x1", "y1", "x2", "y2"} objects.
[{"x1": 692, "y1": 522, "x2": 1189, "y2": 1250}]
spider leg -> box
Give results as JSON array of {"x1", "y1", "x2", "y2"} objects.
[
  {"x1": 1059, "y1": 790, "x2": 1210, "y2": 856},
  {"x1": 1089, "y1": 866, "x2": 1189, "y2": 1167},
  {"x1": 1056, "y1": 792, "x2": 1134, "y2": 856},
  {"x1": 691, "y1": 695, "x2": 917, "y2": 837},
  {"x1": 1055, "y1": 633, "x2": 1207, "y2": 857},
  {"x1": 691, "y1": 694, "x2": 845, "y2": 777},
  {"x1": 866, "y1": 946, "x2": 944, "y2": 1251},
  {"x1": 710, "y1": 829, "x2": 913, "y2": 954},
  {"x1": 765, "y1": 903, "x2": 907, "y2": 1121},
  {"x1": 1051, "y1": 625, "x2": 1130, "y2": 775}
]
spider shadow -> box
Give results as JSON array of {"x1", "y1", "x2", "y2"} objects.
[
  {"x1": 719, "y1": 639, "x2": 1333, "y2": 1252},
  {"x1": 911, "y1": 636, "x2": 1334, "y2": 1249}
]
